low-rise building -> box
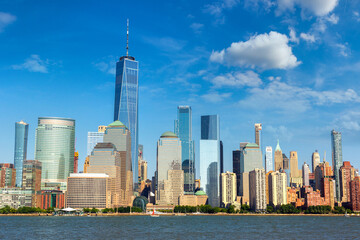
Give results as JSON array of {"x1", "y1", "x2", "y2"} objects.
[
  {"x1": 36, "y1": 190, "x2": 65, "y2": 209},
  {"x1": 350, "y1": 176, "x2": 360, "y2": 211},
  {"x1": 178, "y1": 191, "x2": 208, "y2": 206},
  {"x1": 0, "y1": 188, "x2": 34, "y2": 208}
]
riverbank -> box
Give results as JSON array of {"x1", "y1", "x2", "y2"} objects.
[{"x1": 1, "y1": 212, "x2": 359, "y2": 217}]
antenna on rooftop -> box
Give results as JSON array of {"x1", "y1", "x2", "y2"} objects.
[{"x1": 126, "y1": 19, "x2": 129, "y2": 57}]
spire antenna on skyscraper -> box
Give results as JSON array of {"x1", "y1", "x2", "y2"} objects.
[{"x1": 126, "y1": 19, "x2": 129, "y2": 57}]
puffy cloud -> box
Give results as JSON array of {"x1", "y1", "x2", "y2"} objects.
[
  {"x1": 276, "y1": 0, "x2": 338, "y2": 17},
  {"x1": 12, "y1": 55, "x2": 48, "y2": 73},
  {"x1": 300, "y1": 33, "x2": 316, "y2": 43},
  {"x1": 238, "y1": 80, "x2": 360, "y2": 113},
  {"x1": 210, "y1": 31, "x2": 301, "y2": 70},
  {"x1": 201, "y1": 91, "x2": 232, "y2": 103},
  {"x1": 333, "y1": 111, "x2": 360, "y2": 131},
  {"x1": 211, "y1": 71, "x2": 262, "y2": 88},
  {"x1": 289, "y1": 27, "x2": 299, "y2": 43},
  {"x1": 335, "y1": 43, "x2": 350, "y2": 57},
  {"x1": 0, "y1": 12, "x2": 16, "y2": 32}
]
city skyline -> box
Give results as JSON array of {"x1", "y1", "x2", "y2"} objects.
[{"x1": 1, "y1": 1, "x2": 360, "y2": 178}]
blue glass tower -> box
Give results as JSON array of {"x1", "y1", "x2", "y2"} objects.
[
  {"x1": 331, "y1": 129, "x2": 343, "y2": 202},
  {"x1": 14, "y1": 120, "x2": 29, "y2": 187},
  {"x1": 114, "y1": 20, "x2": 139, "y2": 185},
  {"x1": 174, "y1": 106, "x2": 195, "y2": 193},
  {"x1": 200, "y1": 115, "x2": 220, "y2": 207}
]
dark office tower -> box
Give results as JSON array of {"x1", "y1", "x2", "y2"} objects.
[
  {"x1": 174, "y1": 106, "x2": 195, "y2": 193},
  {"x1": 14, "y1": 120, "x2": 29, "y2": 187},
  {"x1": 113, "y1": 20, "x2": 139, "y2": 185},
  {"x1": 282, "y1": 154, "x2": 289, "y2": 170},
  {"x1": 331, "y1": 130, "x2": 343, "y2": 202},
  {"x1": 233, "y1": 150, "x2": 241, "y2": 195},
  {"x1": 220, "y1": 141, "x2": 224, "y2": 174}
]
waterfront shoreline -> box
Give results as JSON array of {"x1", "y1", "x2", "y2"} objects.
[{"x1": 0, "y1": 212, "x2": 357, "y2": 217}]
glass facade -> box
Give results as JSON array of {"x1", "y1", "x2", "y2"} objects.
[
  {"x1": 265, "y1": 146, "x2": 273, "y2": 173},
  {"x1": 114, "y1": 56, "x2": 139, "y2": 184},
  {"x1": 174, "y1": 106, "x2": 195, "y2": 193},
  {"x1": 87, "y1": 132, "x2": 104, "y2": 156},
  {"x1": 200, "y1": 115, "x2": 220, "y2": 207},
  {"x1": 14, "y1": 121, "x2": 29, "y2": 187},
  {"x1": 331, "y1": 130, "x2": 343, "y2": 201},
  {"x1": 35, "y1": 117, "x2": 75, "y2": 190}
]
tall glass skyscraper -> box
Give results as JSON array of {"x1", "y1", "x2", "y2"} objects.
[
  {"x1": 200, "y1": 115, "x2": 220, "y2": 207},
  {"x1": 331, "y1": 129, "x2": 343, "y2": 201},
  {"x1": 174, "y1": 106, "x2": 195, "y2": 193},
  {"x1": 35, "y1": 117, "x2": 75, "y2": 190},
  {"x1": 87, "y1": 126, "x2": 106, "y2": 156},
  {"x1": 113, "y1": 32, "x2": 139, "y2": 185},
  {"x1": 14, "y1": 120, "x2": 29, "y2": 187},
  {"x1": 265, "y1": 146, "x2": 273, "y2": 173}
]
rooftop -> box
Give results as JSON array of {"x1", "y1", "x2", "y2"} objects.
[
  {"x1": 195, "y1": 190, "x2": 207, "y2": 196},
  {"x1": 94, "y1": 142, "x2": 116, "y2": 150},
  {"x1": 160, "y1": 131, "x2": 177, "y2": 138},
  {"x1": 108, "y1": 120, "x2": 126, "y2": 128}
]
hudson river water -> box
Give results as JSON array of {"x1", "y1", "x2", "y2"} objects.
[{"x1": 1, "y1": 215, "x2": 359, "y2": 239}]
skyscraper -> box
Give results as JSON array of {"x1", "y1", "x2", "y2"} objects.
[
  {"x1": 87, "y1": 126, "x2": 106, "y2": 156},
  {"x1": 302, "y1": 162, "x2": 310, "y2": 186},
  {"x1": 268, "y1": 171, "x2": 287, "y2": 207},
  {"x1": 14, "y1": 120, "x2": 29, "y2": 187},
  {"x1": 232, "y1": 150, "x2": 241, "y2": 196},
  {"x1": 200, "y1": 115, "x2": 220, "y2": 207},
  {"x1": 35, "y1": 117, "x2": 75, "y2": 191},
  {"x1": 290, "y1": 151, "x2": 303, "y2": 187},
  {"x1": 156, "y1": 131, "x2": 183, "y2": 205},
  {"x1": 255, "y1": 123, "x2": 262, "y2": 147},
  {"x1": 22, "y1": 160, "x2": 42, "y2": 192},
  {"x1": 274, "y1": 140, "x2": 283, "y2": 171},
  {"x1": 174, "y1": 106, "x2": 195, "y2": 193},
  {"x1": 220, "y1": 171, "x2": 237, "y2": 207},
  {"x1": 312, "y1": 150, "x2": 320, "y2": 173},
  {"x1": 249, "y1": 168, "x2": 266, "y2": 212},
  {"x1": 340, "y1": 161, "x2": 356, "y2": 203},
  {"x1": 331, "y1": 130, "x2": 343, "y2": 202},
  {"x1": 113, "y1": 20, "x2": 139, "y2": 185},
  {"x1": 265, "y1": 146, "x2": 273, "y2": 173}
]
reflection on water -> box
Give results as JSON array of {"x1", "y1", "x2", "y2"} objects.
[{"x1": 0, "y1": 215, "x2": 359, "y2": 240}]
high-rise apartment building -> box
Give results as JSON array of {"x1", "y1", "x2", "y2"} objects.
[
  {"x1": 312, "y1": 151, "x2": 320, "y2": 173},
  {"x1": 22, "y1": 160, "x2": 42, "y2": 192},
  {"x1": 268, "y1": 171, "x2": 287, "y2": 207},
  {"x1": 302, "y1": 162, "x2": 310, "y2": 186},
  {"x1": 274, "y1": 140, "x2": 283, "y2": 171},
  {"x1": 113, "y1": 22, "x2": 139, "y2": 185},
  {"x1": 156, "y1": 132, "x2": 183, "y2": 205},
  {"x1": 255, "y1": 123, "x2": 262, "y2": 147},
  {"x1": 35, "y1": 117, "x2": 75, "y2": 191},
  {"x1": 14, "y1": 120, "x2": 29, "y2": 187},
  {"x1": 200, "y1": 115, "x2": 220, "y2": 207},
  {"x1": 265, "y1": 146, "x2": 273, "y2": 173},
  {"x1": 220, "y1": 171, "x2": 237, "y2": 207},
  {"x1": 174, "y1": 106, "x2": 195, "y2": 193},
  {"x1": 340, "y1": 161, "x2": 356, "y2": 203},
  {"x1": 331, "y1": 130, "x2": 343, "y2": 202},
  {"x1": 350, "y1": 176, "x2": 360, "y2": 211},
  {"x1": 66, "y1": 173, "x2": 110, "y2": 209},
  {"x1": 87, "y1": 126, "x2": 106, "y2": 156},
  {"x1": 0, "y1": 164, "x2": 16, "y2": 188},
  {"x1": 249, "y1": 168, "x2": 266, "y2": 212}
]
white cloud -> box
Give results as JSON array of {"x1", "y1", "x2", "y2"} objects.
[
  {"x1": 0, "y1": 12, "x2": 16, "y2": 32},
  {"x1": 201, "y1": 91, "x2": 232, "y2": 103},
  {"x1": 354, "y1": 11, "x2": 360, "y2": 22},
  {"x1": 203, "y1": 0, "x2": 240, "y2": 24},
  {"x1": 238, "y1": 80, "x2": 360, "y2": 113},
  {"x1": 334, "y1": 111, "x2": 360, "y2": 131},
  {"x1": 325, "y1": 13, "x2": 339, "y2": 24},
  {"x1": 143, "y1": 36, "x2": 186, "y2": 52},
  {"x1": 300, "y1": 33, "x2": 316, "y2": 43},
  {"x1": 12, "y1": 55, "x2": 48, "y2": 73},
  {"x1": 210, "y1": 31, "x2": 301, "y2": 70},
  {"x1": 211, "y1": 71, "x2": 263, "y2": 88},
  {"x1": 289, "y1": 27, "x2": 299, "y2": 43},
  {"x1": 335, "y1": 43, "x2": 350, "y2": 57},
  {"x1": 94, "y1": 61, "x2": 115, "y2": 74},
  {"x1": 268, "y1": 76, "x2": 281, "y2": 81},
  {"x1": 276, "y1": 0, "x2": 338, "y2": 17},
  {"x1": 190, "y1": 23, "x2": 204, "y2": 34}
]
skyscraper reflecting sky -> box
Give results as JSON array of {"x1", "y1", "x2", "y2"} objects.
[
  {"x1": 331, "y1": 129, "x2": 343, "y2": 202},
  {"x1": 174, "y1": 106, "x2": 195, "y2": 193},
  {"x1": 200, "y1": 115, "x2": 220, "y2": 207},
  {"x1": 14, "y1": 120, "x2": 29, "y2": 187},
  {"x1": 113, "y1": 22, "x2": 139, "y2": 184},
  {"x1": 35, "y1": 117, "x2": 75, "y2": 190}
]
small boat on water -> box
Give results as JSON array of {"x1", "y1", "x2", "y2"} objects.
[
  {"x1": 150, "y1": 209, "x2": 159, "y2": 218},
  {"x1": 345, "y1": 211, "x2": 350, "y2": 218}
]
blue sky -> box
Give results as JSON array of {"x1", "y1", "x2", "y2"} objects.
[{"x1": 1, "y1": 0, "x2": 360, "y2": 177}]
